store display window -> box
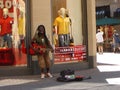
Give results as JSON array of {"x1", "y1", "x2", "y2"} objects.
[
  {"x1": 0, "y1": 0, "x2": 26, "y2": 66},
  {"x1": 52, "y1": 0, "x2": 87, "y2": 64}
]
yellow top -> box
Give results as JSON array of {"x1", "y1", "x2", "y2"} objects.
[
  {"x1": 53, "y1": 16, "x2": 70, "y2": 34},
  {"x1": 18, "y1": 17, "x2": 25, "y2": 36}
]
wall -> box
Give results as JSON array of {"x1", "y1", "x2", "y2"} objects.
[
  {"x1": 96, "y1": 0, "x2": 120, "y2": 6},
  {"x1": 31, "y1": 0, "x2": 52, "y2": 41},
  {"x1": 30, "y1": 0, "x2": 52, "y2": 60},
  {"x1": 31, "y1": 0, "x2": 83, "y2": 45}
]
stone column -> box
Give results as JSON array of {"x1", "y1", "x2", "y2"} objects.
[
  {"x1": 87, "y1": 0, "x2": 97, "y2": 68},
  {"x1": 30, "y1": 0, "x2": 52, "y2": 74}
]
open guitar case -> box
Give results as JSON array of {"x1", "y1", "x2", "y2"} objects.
[{"x1": 56, "y1": 69, "x2": 91, "y2": 82}]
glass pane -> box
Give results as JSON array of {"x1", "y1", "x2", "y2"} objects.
[
  {"x1": 0, "y1": 0, "x2": 27, "y2": 66},
  {"x1": 52, "y1": 0, "x2": 87, "y2": 64}
]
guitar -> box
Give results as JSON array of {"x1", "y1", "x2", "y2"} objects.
[{"x1": 29, "y1": 43, "x2": 52, "y2": 55}]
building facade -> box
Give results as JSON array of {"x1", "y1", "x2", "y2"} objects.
[
  {"x1": 26, "y1": 0, "x2": 96, "y2": 74},
  {"x1": 0, "y1": 0, "x2": 96, "y2": 75}
]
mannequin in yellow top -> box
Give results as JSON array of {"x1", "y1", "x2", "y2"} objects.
[
  {"x1": 53, "y1": 8, "x2": 71, "y2": 47},
  {"x1": 18, "y1": 11, "x2": 25, "y2": 38},
  {"x1": 18, "y1": 11, "x2": 25, "y2": 55}
]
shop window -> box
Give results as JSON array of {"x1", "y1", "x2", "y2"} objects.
[
  {"x1": 52, "y1": 0, "x2": 87, "y2": 64},
  {"x1": 0, "y1": 0, "x2": 26, "y2": 66},
  {"x1": 96, "y1": 5, "x2": 110, "y2": 19},
  {"x1": 114, "y1": 8, "x2": 120, "y2": 18}
]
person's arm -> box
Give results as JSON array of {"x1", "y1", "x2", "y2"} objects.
[
  {"x1": 0, "y1": 25, "x2": 1, "y2": 33},
  {"x1": 30, "y1": 35, "x2": 41, "y2": 54},
  {"x1": 46, "y1": 37, "x2": 54, "y2": 53}
]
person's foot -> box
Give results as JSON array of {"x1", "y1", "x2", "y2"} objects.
[
  {"x1": 98, "y1": 52, "x2": 100, "y2": 54},
  {"x1": 47, "y1": 73, "x2": 53, "y2": 78},
  {"x1": 100, "y1": 52, "x2": 103, "y2": 54},
  {"x1": 41, "y1": 73, "x2": 45, "y2": 79}
]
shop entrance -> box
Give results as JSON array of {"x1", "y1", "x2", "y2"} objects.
[{"x1": 0, "y1": 0, "x2": 27, "y2": 66}]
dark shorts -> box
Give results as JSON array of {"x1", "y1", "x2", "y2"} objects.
[
  {"x1": 97, "y1": 42, "x2": 103, "y2": 47},
  {"x1": 113, "y1": 43, "x2": 120, "y2": 48}
]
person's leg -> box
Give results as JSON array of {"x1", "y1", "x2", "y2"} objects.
[
  {"x1": 98, "y1": 46, "x2": 100, "y2": 54},
  {"x1": 97, "y1": 43, "x2": 101, "y2": 54},
  {"x1": 113, "y1": 43, "x2": 118, "y2": 53},
  {"x1": 113, "y1": 44, "x2": 116, "y2": 53},
  {"x1": 38, "y1": 55, "x2": 46, "y2": 78},
  {"x1": 113, "y1": 48, "x2": 116, "y2": 53},
  {"x1": 44, "y1": 52, "x2": 53, "y2": 77},
  {"x1": 100, "y1": 43, "x2": 103, "y2": 54},
  {"x1": 116, "y1": 43, "x2": 120, "y2": 53},
  {"x1": 100, "y1": 46, "x2": 103, "y2": 54},
  {"x1": 118, "y1": 46, "x2": 120, "y2": 51}
]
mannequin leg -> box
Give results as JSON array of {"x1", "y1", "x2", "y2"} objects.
[
  {"x1": 58, "y1": 34, "x2": 65, "y2": 47},
  {"x1": 65, "y1": 34, "x2": 70, "y2": 46},
  {"x1": 7, "y1": 34, "x2": 12, "y2": 48}
]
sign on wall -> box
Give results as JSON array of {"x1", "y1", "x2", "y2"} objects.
[
  {"x1": 0, "y1": 0, "x2": 13, "y2": 18},
  {"x1": 54, "y1": 45, "x2": 86, "y2": 64}
]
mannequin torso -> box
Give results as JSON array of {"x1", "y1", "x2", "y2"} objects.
[
  {"x1": 53, "y1": 8, "x2": 71, "y2": 47},
  {"x1": 0, "y1": 16, "x2": 13, "y2": 35},
  {"x1": 0, "y1": 8, "x2": 13, "y2": 36},
  {"x1": 54, "y1": 8, "x2": 70, "y2": 35},
  {"x1": 0, "y1": 8, "x2": 13, "y2": 48}
]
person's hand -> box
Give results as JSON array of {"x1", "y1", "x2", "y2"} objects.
[
  {"x1": 42, "y1": 48, "x2": 46, "y2": 53},
  {"x1": 51, "y1": 49, "x2": 54, "y2": 53},
  {"x1": 34, "y1": 48, "x2": 40, "y2": 54}
]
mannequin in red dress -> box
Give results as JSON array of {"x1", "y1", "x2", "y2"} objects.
[{"x1": 0, "y1": 8, "x2": 13, "y2": 48}]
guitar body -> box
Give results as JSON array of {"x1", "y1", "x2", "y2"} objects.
[
  {"x1": 30, "y1": 43, "x2": 46, "y2": 55},
  {"x1": 22, "y1": 42, "x2": 51, "y2": 55}
]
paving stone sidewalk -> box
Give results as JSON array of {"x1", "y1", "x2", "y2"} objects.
[
  {"x1": 0, "y1": 68, "x2": 119, "y2": 90},
  {"x1": 0, "y1": 53, "x2": 120, "y2": 90}
]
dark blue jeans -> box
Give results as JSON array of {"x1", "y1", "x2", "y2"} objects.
[
  {"x1": 58, "y1": 34, "x2": 70, "y2": 47},
  {"x1": 3, "y1": 34, "x2": 12, "y2": 48}
]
